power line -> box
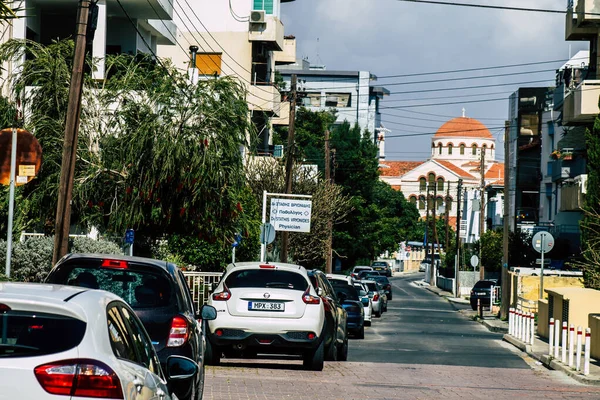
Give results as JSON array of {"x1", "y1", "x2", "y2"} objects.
[
  {"x1": 381, "y1": 96, "x2": 509, "y2": 109},
  {"x1": 392, "y1": 0, "x2": 570, "y2": 15}
]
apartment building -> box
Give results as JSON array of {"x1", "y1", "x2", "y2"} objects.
[{"x1": 157, "y1": 0, "x2": 297, "y2": 155}]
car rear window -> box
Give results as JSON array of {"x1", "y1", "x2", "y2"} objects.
[
  {"x1": 330, "y1": 283, "x2": 359, "y2": 301},
  {"x1": 364, "y1": 282, "x2": 378, "y2": 292},
  {"x1": 473, "y1": 281, "x2": 495, "y2": 289},
  {"x1": 57, "y1": 266, "x2": 173, "y2": 309},
  {"x1": 372, "y1": 276, "x2": 389, "y2": 284},
  {"x1": 0, "y1": 311, "x2": 85, "y2": 358},
  {"x1": 371, "y1": 262, "x2": 388, "y2": 267},
  {"x1": 225, "y1": 269, "x2": 309, "y2": 291}
]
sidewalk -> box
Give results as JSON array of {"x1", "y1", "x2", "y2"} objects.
[{"x1": 417, "y1": 280, "x2": 600, "y2": 386}]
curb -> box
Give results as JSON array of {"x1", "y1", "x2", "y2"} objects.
[{"x1": 503, "y1": 334, "x2": 600, "y2": 386}]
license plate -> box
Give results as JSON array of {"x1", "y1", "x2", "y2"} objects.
[
  {"x1": 248, "y1": 301, "x2": 285, "y2": 311},
  {"x1": 476, "y1": 292, "x2": 487, "y2": 295}
]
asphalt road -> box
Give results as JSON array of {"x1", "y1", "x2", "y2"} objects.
[
  {"x1": 203, "y1": 272, "x2": 600, "y2": 399},
  {"x1": 349, "y1": 274, "x2": 528, "y2": 368}
]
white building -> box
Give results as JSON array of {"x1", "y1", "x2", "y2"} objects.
[{"x1": 379, "y1": 113, "x2": 504, "y2": 243}]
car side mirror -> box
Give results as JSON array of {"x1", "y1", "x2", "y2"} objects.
[
  {"x1": 197, "y1": 304, "x2": 217, "y2": 321},
  {"x1": 165, "y1": 356, "x2": 198, "y2": 381},
  {"x1": 317, "y1": 287, "x2": 324, "y2": 296}
]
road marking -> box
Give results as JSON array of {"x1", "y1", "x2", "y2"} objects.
[{"x1": 389, "y1": 306, "x2": 456, "y2": 313}]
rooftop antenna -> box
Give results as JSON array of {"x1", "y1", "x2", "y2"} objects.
[
  {"x1": 316, "y1": 37, "x2": 323, "y2": 66},
  {"x1": 462, "y1": 107, "x2": 466, "y2": 118}
]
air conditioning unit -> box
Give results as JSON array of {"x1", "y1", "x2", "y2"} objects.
[{"x1": 250, "y1": 10, "x2": 266, "y2": 23}]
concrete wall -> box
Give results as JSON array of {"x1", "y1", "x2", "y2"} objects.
[
  {"x1": 520, "y1": 275, "x2": 584, "y2": 303},
  {"x1": 547, "y1": 288, "x2": 600, "y2": 339},
  {"x1": 589, "y1": 314, "x2": 600, "y2": 360},
  {"x1": 537, "y1": 299, "x2": 549, "y2": 338}
]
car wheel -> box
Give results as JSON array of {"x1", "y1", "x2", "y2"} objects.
[
  {"x1": 337, "y1": 337, "x2": 348, "y2": 361},
  {"x1": 374, "y1": 310, "x2": 381, "y2": 318},
  {"x1": 325, "y1": 338, "x2": 338, "y2": 361},
  {"x1": 356, "y1": 325, "x2": 365, "y2": 339},
  {"x1": 384, "y1": 303, "x2": 388, "y2": 312},
  {"x1": 388, "y1": 294, "x2": 392, "y2": 300},
  {"x1": 303, "y1": 340, "x2": 324, "y2": 371},
  {"x1": 194, "y1": 365, "x2": 204, "y2": 400},
  {"x1": 364, "y1": 320, "x2": 371, "y2": 327},
  {"x1": 204, "y1": 339, "x2": 221, "y2": 366},
  {"x1": 470, "y1": 302, "x2": 477, "y2": 311}
]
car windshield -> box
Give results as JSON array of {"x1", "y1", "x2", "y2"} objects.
[
  {"x1": 330, "y1": 283, "x2": 359, "y2": 301},
  {"x1": 0, "y1": 311, "x2": 86, "y2": 358},
  {"x1": 225, "y1": 269, "x2": 308, "y2": 291}
]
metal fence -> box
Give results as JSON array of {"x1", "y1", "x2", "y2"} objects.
[{"x1": 182, "y1": 272, "x2": 222, "y2": 312}]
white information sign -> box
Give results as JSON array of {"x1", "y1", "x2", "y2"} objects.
[{"x1": 270, "y1": 198, "x2": 312, "y2": 233}]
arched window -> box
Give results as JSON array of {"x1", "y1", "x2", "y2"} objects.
[
  {"x1": 482, "y1": 144, "x2": 487, "y2": 155},
  {"x1": 446, "y1": 197, "x2": 453, "y2": 212},
  {"x1": 436, "y1": 197, "x2": 444, "y2": 210},
  {"x1": 419, "y1": 177, "x2": 426, "y2": 191},
  {"x1": 472, "y1": 144, "x2": 478, "y2": 155},
  {"x1": 428, "y1": 173, "x2": 436, "y2": 185},
  {"x1": 438, "y1": 143, "x2": 442, "y2": 154},
  {"x1": 437, "y1": 177, "x2": 444, "y2": 191},
  {"x1": 460, "y1": 144, "x2": 465, "y2": 155},
  {"x1": 448, "y1": 144, "x2": 453, "y2": 155},
  {"x1": 418, "y1": 196, "x2": 426, "y2": 210},
  {"x1": 409, "y1": 196, "x2": 417, "y2": 206}
]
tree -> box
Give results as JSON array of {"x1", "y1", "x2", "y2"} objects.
[{"x1": 476, "y1": 229, "x2": 503, "y2": 272}]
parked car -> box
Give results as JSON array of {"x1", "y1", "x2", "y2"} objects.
[
  {"x1": 350, "y1": 266, "x2": 373, "y2": 280},
  {"x1": 470, "y1": 279, "x2": 499, "y2": 311},
  {"x1": 362, "y1": 280, "x2": 387, "y2": 317},
  {"x1": 370, "y1": 276, "x2": 393, "y2": 300},
  {"x1": 353, "y1": 282, "x2": 373, "y2": 326},
  {"x1": 358, "y1": 270, "x2": 381, "y2": 280},
  {"x1": 45, "y1": 253, "x2": 216, "y2": 400},
  {"x1": 371, "y1": 260, "x2": 392, "y2": 277},
  {"x1": 326, "y1": 273, "x2": 354, "y2": 286},
  {"x1": 328, "y1": 280, "x2": 365, "y2": 339},
  {"x1": 420, "y1": 255, "x2": 441, "y2": 272},
  {"x1": 0, "y1": 282, "x2": 209, "y2": 400},
  {"x1": 307, "y1": 269, "x2": 349, "y2": 361},
  {"x1": 206, "y1": 262, "x2": 330, "y2": 371}
]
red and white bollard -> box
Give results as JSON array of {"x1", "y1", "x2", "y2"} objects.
[
  {"x1": 518, "y1": 310, "x2": 524, "y2": 341},
  {"x1": 554, "y1": 319, "x2": 561, "y2": 359},
  {"x1": 576, "y1": 326, "x2": 583, "y2": 372},
  {"x1": 561, "y1": 321, "x2": 568, "y2": 363},
  {"x1": 584, "y1": 328, "x2": 591, "y2": 376},
  {"x1": 530, "y1": 312, "x2": 535, "y2": 346},
  {"x1": 548, "y1": 318, "x2": 554, "y2": 356},
  {"x1": 524, "y1": 312, "x2": 530, "y2": 343},
  {"x1": 509, "y1": 308, "x2": 514, "y2": 336},
  {"x1": 568, "y1": 324, "x2": 575, "y2": 367}
]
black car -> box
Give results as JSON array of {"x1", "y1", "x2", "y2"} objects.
[
  {"x1": 358, "y1": 270, "x2": 381, "y2": 280},
  {"x1": 469, "y1": 279, "x2": 499, "y2": 310},
  {"x1": 307, "y1": 270, "x2": 349, "y2": 361},
  {"x1": 45, "y1": 253, "x2": 216, "y2": 400},
  {"x1": 371, "y1": 261, "x2": 392, "y2": 277},
  {"x1": 370, "y1": 275, "x2": 392, "y2": 300},
  {"x1": 328, "y1": 281, "x2": 365, "y2": 339}
]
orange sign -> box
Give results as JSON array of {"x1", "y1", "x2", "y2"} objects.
[{"x1": 0, "y1": 128, "x2": 42, "y2": 186}]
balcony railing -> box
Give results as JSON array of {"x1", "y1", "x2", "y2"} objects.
[
  {"x1": 565, "y1": 0, "x2": 600, "y2": 40},
  {"x1": 560, "y1": 182, "x2": 585, "y2": 211},
  {"x1": 561, "y1": 80, "x2": 600, "y2": 125},
  {"x1": 247, "y1": 84, "x2": 281, "y2": 116},
  {"x1": 551, "y1": 157, "x2": 586, "y2": 182},
  {"x1": 249, "y1": 16, "x2": 285, "y2": 51}
]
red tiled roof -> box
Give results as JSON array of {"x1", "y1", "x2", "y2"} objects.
[
  {"x1": 485, "y1": 162, "x2": 504, "y2": 181},
  {"x1": 379, "y1": 161, "x2": 424, "y2": 177},
  {"x1": 434, "y1": 117, "x2": 493, "y2": 139},
  {"x1": 391, "y1": 185, "x2": 401, "y2": 191},
  {"x1": 435, "y1": 160, "x2": 476, "y2": 179}
]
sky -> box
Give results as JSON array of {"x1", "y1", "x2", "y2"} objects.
[{"x1": 279, "y1": 0, "x2": 588, "y2": 162}]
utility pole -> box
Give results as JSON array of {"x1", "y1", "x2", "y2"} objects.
[
  {"x1": 324, "y1": 129, "x2": 333, "y2": 273},
  {"x1": 426, "y1": 183, "x2": 435, "y2": 286},
  {"x1": 501, "y1": 120, "x2": 511, "y2": 319},
  {"x1": 432, "y1": 182, "x2": 440, "y2": 265},
  {"x1": 479, "y1": 147, "x2": 486, "y2": 281},
  {"x1": 280, "y1": 74, "x2": 297, "y2": 263},
  {"x1": 53, "y1": 0, "x2": 92, "y2": 265},
  {"x1": 445, "y1": 182, "x2": 450, "y2": 251},
  {"x1": 455, "y1": 179, "x2": 463, "y2": 297}
]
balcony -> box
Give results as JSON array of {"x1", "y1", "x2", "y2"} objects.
[
  {"x1": 247, "y1": 84, "x2": 281, "y2": 116},
  {"x1": 565, "y1": 0, "x2": 600, "y2": 40},
  {"x1": 272, "y1": 101, "x2": 290, "y2": 125},
  {"x1": 109, "y1": 0, "x2": 173, "y2": 20},
  {"x1": 560, "y1": 181, "x2": 585, "y2": 211},
  {"x1": 273, "y1": 37, "x2": 296, "y2": 65},
  {"x1": 561, "y1": 80, "x2": 600, "y2": 125},
  {"x1": 551, "y1": 157, "x2": 586, "y2": 182},
  {"x1": 249, "y1": 16, "x2": 284, "y2": 51}
]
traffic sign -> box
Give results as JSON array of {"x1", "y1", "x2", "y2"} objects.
[
  {"x1": 125, "y1": 229, "x2": 134, "y2": 245},
  {"x1": 270, "y1": 198, "x2": 312, "y2": 233},
  {"x1": 470, "y1": 255, "x2": 479, "y2": 268},
  {"x1": 260, "y1": 223, "x2": 276, "y2": 245},
  {"x1": 0, "y1": 128, "x2": 42, "y2": 186},
  {"x1": 532, "y1": 231, "x2": 554, "y2": 254}
]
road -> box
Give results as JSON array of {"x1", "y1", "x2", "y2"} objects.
[{"x1": 203, "y1": 273, "x2": 600, "y2": 399}]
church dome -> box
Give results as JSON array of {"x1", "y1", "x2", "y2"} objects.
[{"x1": 433, "y1": 117, "x2": 493, "y2": 139}]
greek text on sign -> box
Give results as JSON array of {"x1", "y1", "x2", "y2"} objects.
[
  {"x1": 270, "y1": 198, "x2": 312, "y2": 233},
  {"x1": 19, "y1": 165, "x2": 36, "y2": 177}
]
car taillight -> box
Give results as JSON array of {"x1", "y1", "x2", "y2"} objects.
[
  {"x1": 302, "y1": 287, "x2": 321, "y2": 305},
  {"x1": 212, "y1": 284, "x2": 231, "y2": 301},
  {"x1": 259, "y1": 264, "x2": 276, "y2": 269},
  {"x1": 101, "y1": 259, "x2": 128, "y2": 269},
  {"x1": 34, "y1": 359, "x2": 123, "y2": 399},
  {"x1": 167, "y1": 316, "x2": 189, "y2": 347},
  {"x1": 373, "y1": 293, "x2": 379, "y2": 301},
  {"x1": 0, "y1": 303, "x2": 10, "y2": 312}
]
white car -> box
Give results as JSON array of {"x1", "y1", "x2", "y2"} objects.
[
  {"x1": 0, "y1": 282, "x2": 201, "y2": 400},
  {"x1": 350, "y1": 266, "x2": 373, "y2": 280},
  {"x1": 326, "y1": 273, "x2": 354, "y2": 286},
  {"x1": 206, "y1": 262, "x2": 326, "y2": 371},
  {"x1": 353, "y1": 282, "x2": 373, "y2": 326}
]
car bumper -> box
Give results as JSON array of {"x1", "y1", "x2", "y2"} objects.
[
  {"x1": 208, "y1": 330, "x2": 322, "y2": 353},
  {"x1": 346, "y1": 313, "x2": 364, "y2": 332}
]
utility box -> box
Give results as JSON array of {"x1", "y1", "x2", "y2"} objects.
[{"x1": 545, "y1": 288, "x2": 600, "y2": 336}]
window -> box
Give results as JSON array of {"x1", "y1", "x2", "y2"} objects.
[
  {"x1": 107, "y1": 306, "x2": 137, "y2": 362},
  {"x1": 428, "y1": 173, "x2": 436, "y2": 185},
  {"x1": 324, "y1": 93, "x2": 351, "y2": 108},
  {"x1": 472, "y1": 144, "x2": 477, "y2": 155},
  {"x1": 437, "y1": 177, "x2": 444, "y2": 191},
  {"x1": 419, "y1": 177, "x2": 426, "y2": 191},
  {"x1": 253, "y1": 0, "x2": 274, "y2": 14},
  {"x1": 448, "y1": 144, "x2": 453, "y2": 155},
  {"x1": 195, "y1": 53, "x2": 222, "y2": 76},
  {"x1": 438, "y1": 143, "x2": 442, "y2": 154},
  {"x1": 119, "y1": 305, "x2": 161, "y2": 375},
  {"x1": 409, "y1": 196, "x2": 417, "y2": 205},
  {"x1": 520, "y1": 114, "x2": 540, "y2": 136},
  {"x1": 446, "y1": 197, "x2": 453, "y2": 211},
  {"x1": 482, "y1": 144, "x2": 487, "y2": 156},
  {"x1": 418, "y1": 196, "x2": 426, "y2": 210},
  {"x1": 302, "y1": 93, "x2": 321, "y2": 107},
  {"x1": 225, "y1": 269, "x2": 308, "y2": 291},
  {"x1": 460, "y1": 144, "x2": 465, "y2": 155},
  {"x1": 436, "y1": 197, "x2": 444, "y2": 210}
]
